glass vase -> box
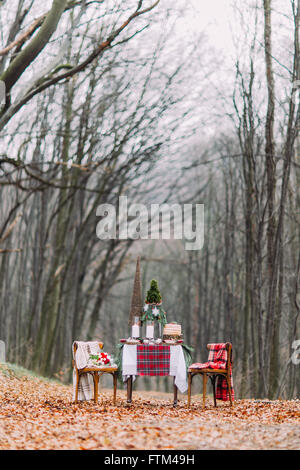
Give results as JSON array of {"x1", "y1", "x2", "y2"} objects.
[
  {"x1": 145, "y1": 320, "x2": 155, "y2": 340},
  {"x1": 131, "y1": 316, "x2": 140, "y2": 339},
  {"x1": 155, "y1": 321, "x2": 162, "y2": 339}
]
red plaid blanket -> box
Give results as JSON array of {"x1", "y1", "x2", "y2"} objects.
[
  {"x1": 189, "y1": 343, "x2": 234, "y2": 401},
  {"x1": 137, "y1": 344, "x2": 170, "y2": 376}
]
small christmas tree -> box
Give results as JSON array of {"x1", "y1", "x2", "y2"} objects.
[
  {"x1": 142, "y1": 279, "x2": 167, "y2": 328},
  {"x1": 145, "y1": 279, "x2": 162, "y2": 304}
]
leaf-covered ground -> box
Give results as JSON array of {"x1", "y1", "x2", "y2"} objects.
[{"x1": 0, "y1": 364, "x2": 299, "y2": 450}]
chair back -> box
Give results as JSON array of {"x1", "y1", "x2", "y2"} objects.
[
  {"x1": 206, "y1": 342, "x2": 232, "y2": 370},
  {"x1": 72, "y1": 341, "x2": 103, "y2": 370}
]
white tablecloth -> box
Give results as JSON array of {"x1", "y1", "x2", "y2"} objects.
[{"x1": 122, "y1": 344, "x2": 188, "y2": 393}]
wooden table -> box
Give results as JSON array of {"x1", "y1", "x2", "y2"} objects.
[{"x1": 122, "y1": 343, "x2": 188, "y2": 406}]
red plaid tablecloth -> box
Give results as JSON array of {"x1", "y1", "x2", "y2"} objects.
[{"x1": 137, "y1": 344, "x2": 170, "y2": 376}]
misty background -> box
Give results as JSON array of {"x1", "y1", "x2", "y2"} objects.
[{"x1": 0, "y1": 0, "x2": 299, "y2": 399}]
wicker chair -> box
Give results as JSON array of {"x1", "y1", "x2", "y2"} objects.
[
  {"x1": 72, "y1": 341, "x2": 118, "y2": 404},
  {"x1": 187, "y1": 342, "x2": 233, "y2": 408}
]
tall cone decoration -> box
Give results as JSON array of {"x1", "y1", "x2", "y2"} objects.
[{"x1": 128, "y1": 256, "x2": 142, "y2": 326}]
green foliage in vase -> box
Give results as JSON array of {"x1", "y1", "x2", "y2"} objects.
[{"x1": 145, "y1": 279, "x2": 162, "y2": 304}]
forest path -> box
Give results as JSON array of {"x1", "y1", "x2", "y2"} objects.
[{"x1": 0, "y1": 364, "x2": 299, "y2": 450}]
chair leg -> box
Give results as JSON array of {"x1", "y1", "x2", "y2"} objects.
[
  {"x1": 93, "y1": 373, "x2": 99, "y2": 404},
  {"x1": 226, "y1": 375, "x2": 233, "y2": 406},
  {"x1": 187, "y1": 373, "x2": 192, "y2": 407},
  {"x1": 75, "y1": 373, "x2": 79, "y2": 403},
  {"x1": 211, "y1": 376, "x2": 217, "y2": 407},
  {"x1": 202, "y1": 373, "x2": 207, "y2": 409},
  {"x1": 113, "y1": 372, "x2": 117, "y2": 405}
]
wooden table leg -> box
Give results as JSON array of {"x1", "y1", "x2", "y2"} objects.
[
  {"x1": 173, "y1": 377, "x2": 178, "y2": 407},
  {"x1": 130, "y1": 376, "x2": 133, "y2": 402},
  {"x1": 127, "y1": 376, "x2": 132, "y2": 403}
]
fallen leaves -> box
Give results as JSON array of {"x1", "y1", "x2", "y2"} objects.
[{"x1": 0, "y1": 367, "x2": 299, "y2": 450}]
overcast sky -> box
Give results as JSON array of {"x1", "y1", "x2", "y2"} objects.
[{"x1": 187, "y1": 0, "x2": 234, "y2": 52}]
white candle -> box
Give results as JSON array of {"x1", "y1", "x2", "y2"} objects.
[
  {"x1": 146, "y1": 325, "x2": 154, "y2": 339},
  {"x1": 132, "y1": 325, "x2": 139, "y2": 338}
]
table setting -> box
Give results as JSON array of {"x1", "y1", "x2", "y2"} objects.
[{"x1": 115, "y1": 258, "x2": 193, "y2": 405}]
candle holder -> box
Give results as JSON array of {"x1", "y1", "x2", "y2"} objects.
[
  {"x1": 145, "y1": 320, "x2": 155, "y2": 340},
  {"x1": 131, "y1": 316, "x2": 141, "y2": 339}
]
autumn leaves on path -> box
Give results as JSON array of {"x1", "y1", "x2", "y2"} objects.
[{"x1": 0, "y1": 364, "x2": 299, "y2": 450}]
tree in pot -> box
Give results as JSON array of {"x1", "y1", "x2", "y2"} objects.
[{"x1": 142, "y1": 279, "x2": 167, "y2": 338}]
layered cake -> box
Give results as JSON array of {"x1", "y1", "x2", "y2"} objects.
[{"x1": 163, "y1": 323, "x2": 182, "y2": 341}]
